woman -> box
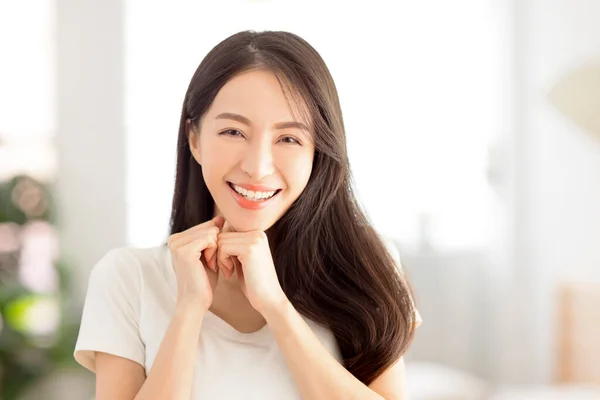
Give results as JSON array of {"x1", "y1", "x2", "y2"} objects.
[{"x1": 75, "y1": 30, "x2": 421, "y2": 399}]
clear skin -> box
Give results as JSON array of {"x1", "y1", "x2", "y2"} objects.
[{"x1": 94, "y1": 69, "x2": 407, "y2": 400}]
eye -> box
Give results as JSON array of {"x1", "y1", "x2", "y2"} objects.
[
  {"x1": 279, "y1": 136, "x2": 301, "y2": 145},
  {"x1": 219, "y1": 129, "x2": 244, "y2": 138}
]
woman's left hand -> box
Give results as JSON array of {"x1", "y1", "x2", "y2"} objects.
[{"x1": 216, "y1": 223, "x2": 287, "y2": 314}]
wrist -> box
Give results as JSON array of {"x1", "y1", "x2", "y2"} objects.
[
  {"x1": 261, "y1": 294, "x2": 292, "y2": 322},
  {"x1": 176, "y1": 295, "x2": 209, "y2": 315}
]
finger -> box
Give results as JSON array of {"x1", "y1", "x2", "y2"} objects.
[
  {"x1": 207, "y1": 251, "x2": 218, "y2": 272},
  {"x1": 218, "y1": 242, "x2": 249, "y2": 267},
  {"x1": 216, "y1": 234, "x2": 257, "y2": 245},
  {"x1": 203, "y1": 246, "x2": 218, "y2": 273},
  {"x1": 217, "y1": 245, "x2": 235, "y2": 278},
  {"x1": 169, "y1": 225, "x2": 220, "y2": 250},
  {"x1": 179, "y1": 235, "x2": 217, "y2": 267},
  {"x1": 168, "y1": 216, "x2": 224, "y2": 248},
  {"x1": 203, "y1": 244, "x2": 218, "y2": 271},
  {"x1": 176, "y1": 216, "x2": 223, "y2": 240},
  {"x1": 217, "y1": 230, "x2": 265, "y2": 242},
  {"x1": 212, "y1": 216, "x2": 225, "y2": 229},
  {"x1": 219, "y1": 255, "x2": 235, "y2": 278},
  {"x1": 207, "y1": 258, "x2": 220, "y2": 278},
  {"x1": 215, "y1": 256, "x2": 233, "y2": 280},
  {"x1": 219, "y1": 258, "x2": 235, "y2": 280},
  {"x1": 216, "y1": 232, "x2": 242, "y2": 240},
  {"x1": 201, "y1": 217, "x2": 225, "y2": 268}
]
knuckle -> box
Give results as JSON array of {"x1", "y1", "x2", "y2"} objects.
[{"x1": 252, "y1": 232, "x2": 265, "y2": 244}]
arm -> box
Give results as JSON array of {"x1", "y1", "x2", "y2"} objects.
[
  {"x1": 263, "y1": 299, "x2": 407, "y2": 400},
  {"x1": 95, "y1": 300, "x2": 205, "y2": 400},
  {"x1": 215, "y1": 230, "x2": 409, "y2": 400},
  {"x1": 80, "y1": 220, "x2": 223, "y2": 399}
]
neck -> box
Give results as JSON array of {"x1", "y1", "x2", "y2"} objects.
[{"x1": 209, "y1": 270, "x2": 267, "y2": 333}]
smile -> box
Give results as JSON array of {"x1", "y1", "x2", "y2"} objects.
[{"x1": 227, "y1": 182, "x2": 282, "y2": 210}]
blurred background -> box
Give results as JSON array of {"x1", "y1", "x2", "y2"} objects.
[{"x1": 1, "y1": 0, "x2": 599, "y2": 399}]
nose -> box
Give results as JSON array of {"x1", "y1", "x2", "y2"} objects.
[{"x1": 240, "y1": 135, "x2": 275, "y2": 180}]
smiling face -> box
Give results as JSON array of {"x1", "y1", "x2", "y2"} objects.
[{"x1": 188, "y1": 69, "x2": 315, "y2": 232}]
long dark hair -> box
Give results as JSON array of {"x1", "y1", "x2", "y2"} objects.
[{"x1": 169, "y1": 30, "x2": 416, "y2": 385}]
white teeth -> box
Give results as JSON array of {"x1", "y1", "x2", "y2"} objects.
[{"x1": 232, "y1": 184, "x2": 277, "y2": 201}]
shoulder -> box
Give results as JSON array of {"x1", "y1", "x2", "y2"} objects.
[
  {"x1": 87, "y1": 244, "x2": 171, "y2": 293},
  {"x1": 75, "y1": 245, "x2": 167, "y2": 373}
]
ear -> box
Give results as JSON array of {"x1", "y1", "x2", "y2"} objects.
[{"x1": 186, "y1": 119, "x2": 202, "y2": 165}]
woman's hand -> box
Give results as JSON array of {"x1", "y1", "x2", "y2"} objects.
[
  {"x1": 216, "y1": 222, "x2": 287, "y2": 314},
  {"x1": 167, "y1": 216, "x2": 225, "y2": 310}
]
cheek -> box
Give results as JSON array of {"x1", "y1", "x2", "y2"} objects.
[
  {"x1": 282, "y1": 151, "x2": 314, "y2": 192},
  {"x1": 200, "y1": 140, "x2": 232, "y2": 177}
]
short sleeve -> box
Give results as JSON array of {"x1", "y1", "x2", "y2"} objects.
[
  {"x1": 74, "y1": 247, "x2": 145, "y2": 372},
  {"x1": 382, "y1": 237, "x2": 423, "y2": 330}
]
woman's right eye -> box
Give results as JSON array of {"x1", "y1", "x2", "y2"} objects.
[{"x1": 220, "y1": 129, "x2": 243, "y2": 137}]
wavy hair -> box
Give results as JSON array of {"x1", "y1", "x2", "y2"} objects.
[{"x1": 169, "y1": 30, "x2": 416, "y2": 385}]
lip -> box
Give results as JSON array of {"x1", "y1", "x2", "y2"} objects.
[{"x1": 227, "y1": 182, "x2": 282, "y2": 210}]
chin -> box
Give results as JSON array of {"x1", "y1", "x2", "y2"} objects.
[{"x1": 221, "y1": 212, "x2": 279, "y2": 233}]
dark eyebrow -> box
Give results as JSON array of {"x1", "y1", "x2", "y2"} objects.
[
  {"x1": 274, "y1": 121, "x2": 310, "y2": 131},
  {"x1": 215, "y1": 112, "x2": 252, "y2": 126},
  {"x1": 215, "y1": 112, "x2": 310, "y2": 132}
]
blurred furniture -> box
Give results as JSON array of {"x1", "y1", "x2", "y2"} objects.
[
  {"x1": 399, "y1": 247, "x2": 494, "y2": 379},
  {"x1": 489, "y1": 282, "x2": 600, "y2": 399},
  {"x1": 398, "y1": 246, "x2": 494, "y2": 400},
  {"x1": 548, "y1": 62, "x2": 600, "y2": 141},
  {"x1": 557, "y1": 282, "x2": 600, "y2": 385},
  {"x1": 488, "y1": 385, "x2": 600, "y2": 400},
  {"x1": 405, "y1": 361, "x2": 489, "y2": 400}
]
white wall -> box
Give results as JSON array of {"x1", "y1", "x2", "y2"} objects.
[
  {"x1": 404, "y1": 0, "x2": 600, "y2": 386},
  {"x1": 124, "y1": 0, "x2": 507, "y2": 254},
  {"x1": 55, "y1": 0, "x2": 126, "y2": 303},
  {"x1": 515, "y1": 0, "x2": 600, "y2": 384}
]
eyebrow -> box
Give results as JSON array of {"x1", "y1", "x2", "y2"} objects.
[{"x1": 215, "y1": 112, "x2": 310, "y2": 132}]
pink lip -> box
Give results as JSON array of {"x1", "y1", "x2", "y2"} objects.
[{"x1": 227, "y1": 182, "x2": 282, "y2": 210}]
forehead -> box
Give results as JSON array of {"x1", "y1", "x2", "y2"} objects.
[{"x1": 206, "y1": 69, "x2": 312, "y2": 128}]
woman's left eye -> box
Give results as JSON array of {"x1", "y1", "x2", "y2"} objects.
[{"x1": 280, "y1": 136, "x2": 301, "y2": 145}]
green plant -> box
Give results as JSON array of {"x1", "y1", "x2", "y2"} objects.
[{"x1": 0, "y1": 175, "x2": 79, "y2": 400}]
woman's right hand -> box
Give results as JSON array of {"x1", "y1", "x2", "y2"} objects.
[{"x1": 167, "y1": 216, "x2": 225, "y2": 311}]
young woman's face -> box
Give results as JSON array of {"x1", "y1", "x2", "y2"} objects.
[{"x1": 189, "y1": 69, "x2": 315, "y2": 232}]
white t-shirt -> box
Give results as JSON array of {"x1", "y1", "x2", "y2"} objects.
[
  {"x1": 74, "y1": 245, "x2": 342, "y2": 399},
  {"x1": 74, "y1": 242, "x2": 421, "y2": 399}
]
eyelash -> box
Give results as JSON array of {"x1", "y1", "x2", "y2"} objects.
[{"x1": 219, "y1": 129, "x2": 302, "y2": 145}]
